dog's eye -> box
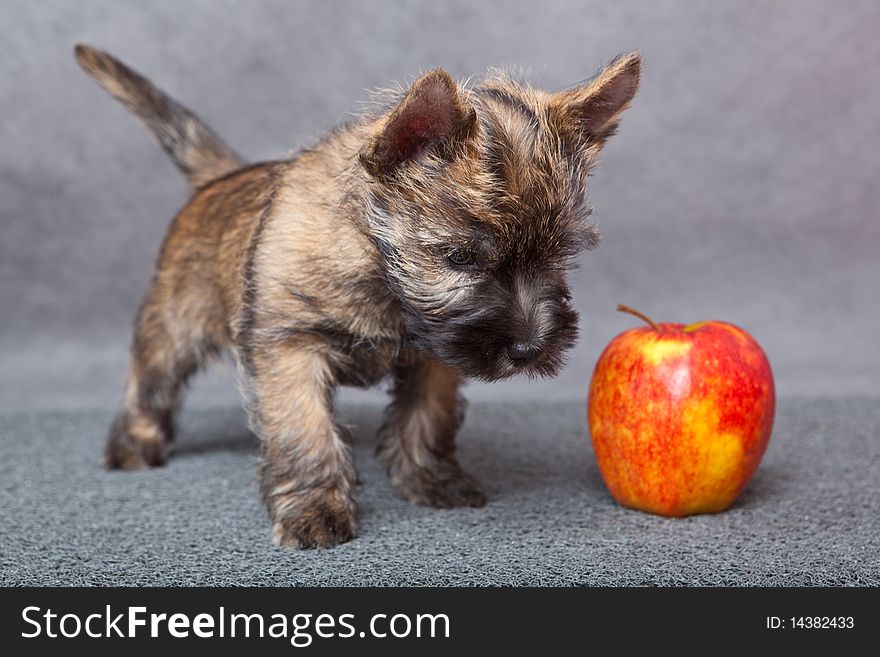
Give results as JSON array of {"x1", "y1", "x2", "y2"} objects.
[{"x1": 445, "y1": 248, "x2": 475, "y2": 269}]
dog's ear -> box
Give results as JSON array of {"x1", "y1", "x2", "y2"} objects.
[
  {"x1": 361, "y1": 69, "x2": 476, "y2": 176},
  {"x1": 549, "y1": 52, "x2": 641, "y2": 150}
]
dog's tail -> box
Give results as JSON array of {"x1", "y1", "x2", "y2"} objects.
[{"x1": 74, "y1": 44, "x2": 244, "y2": 189}]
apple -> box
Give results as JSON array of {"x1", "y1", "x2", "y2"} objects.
[{"x1": 588, "y1": 304, "x2": 775, "y2": 517}]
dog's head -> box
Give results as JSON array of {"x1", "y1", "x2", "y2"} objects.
[{"x1": 360, "y1": 54, "x2": 641, "y2": 381}]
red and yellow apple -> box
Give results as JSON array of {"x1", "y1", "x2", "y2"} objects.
[{"x1": 588, "y1": 305, "x2": 775, "y2": 517}]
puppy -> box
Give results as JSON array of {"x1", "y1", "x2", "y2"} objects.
[{"x1": 75, "y1": 44, "x2": 640, "y2": 547}]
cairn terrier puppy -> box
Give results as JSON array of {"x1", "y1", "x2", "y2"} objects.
[{"x1": 75, "y1": 44, "x2": 641, "y2": 548}]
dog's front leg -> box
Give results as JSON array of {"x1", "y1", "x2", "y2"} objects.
[
  {"x1": 377, "y1": 353, "x2": 487, "y2": 508},
  {"x1": 249, "y1": 337, "x2": 357, "y2": 548}
]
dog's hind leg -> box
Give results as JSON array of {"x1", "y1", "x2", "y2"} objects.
[{"x1": 104, "y1": 280, "x2": 217, "y2": 470}]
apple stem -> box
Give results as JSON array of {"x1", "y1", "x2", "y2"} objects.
[{"x1": 617, "y1": 304, "x2": 660, "y2": 331}]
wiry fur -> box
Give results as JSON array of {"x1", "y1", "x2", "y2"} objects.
[{"x1": 75, "y1": 44, "x2": 641, "y2": 548}]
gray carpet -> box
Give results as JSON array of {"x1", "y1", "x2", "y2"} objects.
[{"x1": 1, "y1": 397, "x2": 878, "y2": 586}]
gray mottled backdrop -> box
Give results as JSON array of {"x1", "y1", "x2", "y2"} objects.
[{"x1": 2, "y1": 0, "x2": 878, "y2": 411}]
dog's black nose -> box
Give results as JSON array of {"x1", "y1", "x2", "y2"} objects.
[{"x1": 507, "y1": 341, "x2": 542, "y2": 365}]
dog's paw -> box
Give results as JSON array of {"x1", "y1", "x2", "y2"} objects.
[
  {"x1": 103, "y1": 413, "x2": 170, "y2": 470},
  {"x1": 392, "y1": 463, "x2": 488, "y2": 508},
  {"x1": 271, "y1": 499, "x2": 357, "y2": 549},
  {"x1": 103, "y1": 436, "x2": 169, "y2": 470}
]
